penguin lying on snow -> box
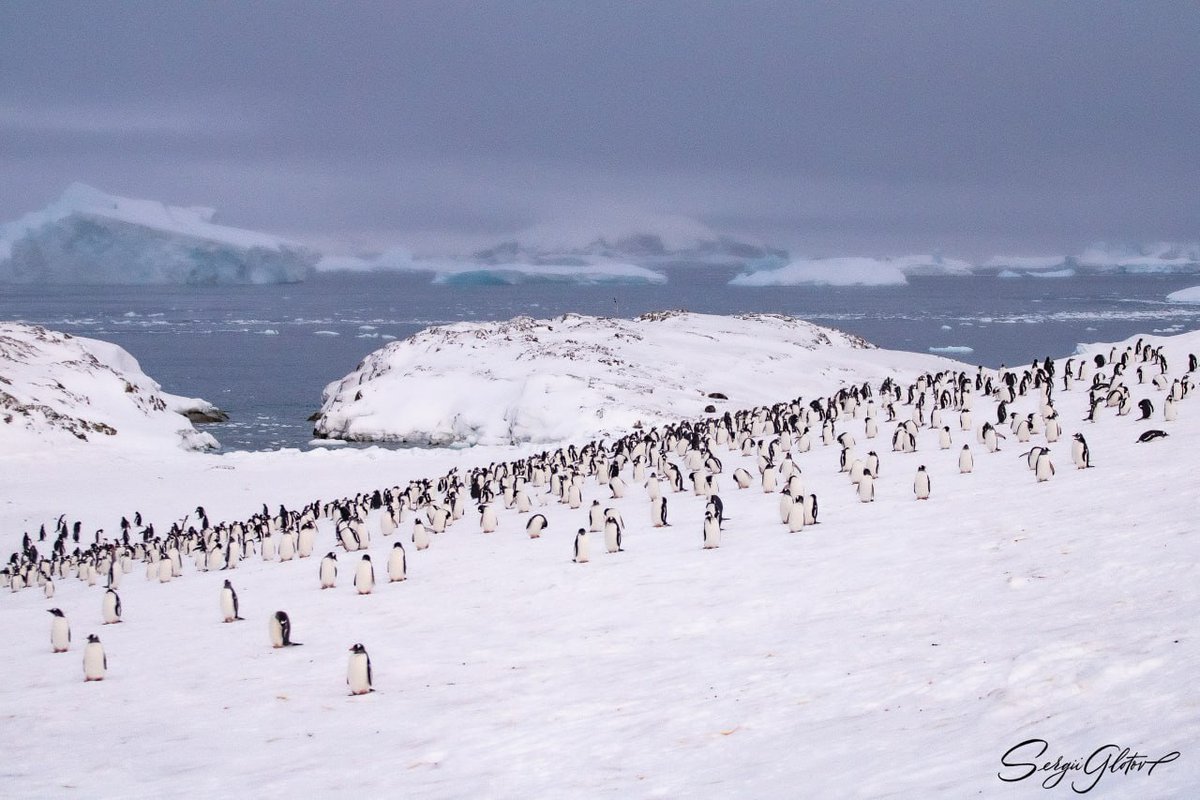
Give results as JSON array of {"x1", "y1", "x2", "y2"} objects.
[{"x1": 1136, "y1": 429, "x2": 1169, "y2": 443}]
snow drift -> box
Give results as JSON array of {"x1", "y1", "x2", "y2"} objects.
[
  {"x1": 0, "y1": 184, "x2": 318, "y2": 285},
  {"x1": 312, "y1": 311, "x2": 970, "y2": 446},
  {"x1": 0, "y1": 323, "x2": 220, "y2": 450}
]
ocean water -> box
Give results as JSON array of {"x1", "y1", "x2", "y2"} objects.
[{"x1": 3, "y1": 268, "x2": 1198, "y2": 451}]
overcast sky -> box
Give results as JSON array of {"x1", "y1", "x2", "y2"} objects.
[{"x1": 1, "y1": 1, "x2": 1197, "y2": 258}]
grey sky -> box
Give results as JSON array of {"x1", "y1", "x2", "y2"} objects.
[{"x1": 1, "y1": 1, "x2": 1197, "y2": 258}]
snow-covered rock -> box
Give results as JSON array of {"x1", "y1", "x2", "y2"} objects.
[
  {"x1": 0, "y1": 323, "x2": 220, "y2": 450},
  {"x1": 312, "y1": 311, "x2": 969, "y2": 446},
  {"x1": 0, "y1": 184, "x2": 318, "y2": 284},
  {"x1": 1167, "y1": 285, "x2": 1200, "y2": 303}
]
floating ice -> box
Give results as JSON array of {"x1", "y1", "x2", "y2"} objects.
[{"x1": 1167, "y1": 285, "x2": 1200, "y2": 303}]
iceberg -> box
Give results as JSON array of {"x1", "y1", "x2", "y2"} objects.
[
  {"x1": 729, "y1": 254, "x2": 972, "y2": 287},
  {"x1": 0, "y1": 184, "x2": 318, "y2": 284},
  {"x1": 1167, "y1": 285, "x2": 1200, "y2": 304}
]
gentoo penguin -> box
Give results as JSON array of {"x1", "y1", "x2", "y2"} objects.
[
  {"x1": 1034, "y1": 450, "x2": 1055, "y2": 482},
  {"x1": 102, "y1": 588, "x2": 122, "y2": 624},
  {"x1": 220, "y1": 579, "x2": 244, "y2": 622},
  {"x1": 913, "y1": 466, "x2": 931, "y2": 500},
  {"x1": 83, "y1": 634, "x2": 106, "y2": 681},
  {"x1": 604, "y1": 515, "x2": 623, "y2": 553},
  {"x1": 319, "y1": 552, "x2": 338, "y2": 589},
  {"x1": 1136, "y1": 429, "x2": 1169, "y2": 443},
  {"x1": 857, "y1": 470, "x2": 875, "y2": 503},
  {"x1": 652, "y1": 495, "x2": 669, "y2": 527},
  {"x1": 786, "y1": 501, "x2": 805, "y2": 532},
  {"x1": 413, "y1": 520, "x2": 431, "y2": 551},
  {"x1": 48, "y1": 608, "x2": 70, "y2": 652},
  {"x1": 573, "y1": 528, "x2": 589, "y2": 564},
  {"x1": 478, "y1": 504, "x2": 498, "y2": 533},
  {"x1": 1164, "y1": 395, "x2": 1178, "y2": 422},
  {"x1": 732, "y1": 468, "x2": 753, "y2": 489},
  {"x1": 588, "y1": 500, "x2": 605, "y2": 532},
  {"x1": 1071, "y1": 433, "x2": 1091, "y2": 469},
  {"x1": 347, "y1": 643, "x2": 373, "y2": 695},
  {"x1": 354, "y1": 555, "x2": 375, "y2": 595},
  {"x1": 803, "y1": 493, "x2": 818, "y2": 525},
  {"x1": 269, "y1": 610, "x2": 301, "y2": 648},
  {"x1": 938, "y1": 426, "x2": 952, "y2": 450},
  {"x1": 958, "y1": 445, "x2": 974, "y2": 474},
  {"x1": 526, "y1": 514, "x2": 548, "y2": 539},
  {"x1": 1137, "y1": 398, "x2": 1154, "y2": 421},
  {"x1": 387, "y1": 542, "x2": 407, "y2": 582},
  {"x1": 702, "y1": 511, "x2": 721, "y2": 549}
]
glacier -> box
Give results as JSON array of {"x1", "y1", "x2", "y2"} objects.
[{"x1": 0, "y1": 184, "x2": 318, "y2": 285}]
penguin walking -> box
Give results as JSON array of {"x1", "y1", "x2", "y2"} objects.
[
  {"x1": 83, "y1": 634, "x2": 106, "y2": 681},
  {"x1": 1071, "y1": 433, "x2": 1092, "y2": 469},
  {"x1": 958, "y1": 445, "x2": 974, "y2": 474},
  {"x1": 354, "y1": 555, "x2": 375, "y2": 595},
  {"x1": 319, "y1": 552, "x2": 338, "y2": 589},
  {"x1": 573, "y1": 528, "x2": 589, "y2": 564},
  {"x1": 347, "y1": 643, "x2": 373, "y2": 695},
  {"x1": 220, "y1": 579, "x2": 244, "y2": 622},
  {"x1": 269, "y1": 610, "x2": 302, "y2": 648},
  {"x1": 702, "y1": 511, "x2": 721, "y2": 549},
  {"x1": 913, "y1": 466, "x2": 931, "y2": 500},
  {"x1": 49, "y1": 608, "x2": 70, "y2": 652},
  {"x1": 102, "y1": 588, "x2": 122, "y2": 624},
  {"x1": 526, "y1": 514, "x2": 548, "y2": 539},
  {"x1": 387, "y1": 542, "x2": 407, "y2": 582}
]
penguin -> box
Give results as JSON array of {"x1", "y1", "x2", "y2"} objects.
[
  {"x1": 83, "y1": 634, "x2": 106, "y2": 681},
  {"x1": 1034, "y1": 450, "x2": 1055, "y2": 482},
  {"x1": 1136, "y1": 429, "x2": 1169, "y2": 443},
  {"x1": 102, "y1": 588, "x2": 122, "y2": 624},
  {"x1": 938, "y1": 426, "x2": 952, "y2": 450},
  {"x1": 270, "y1": 610, "x2": 302, "y2": 647},
  {"x1": 48, "y1": 608, "x2": 70, "y2": 652},
  {"x1": 220, "y1": 579, "x2": 244, "y2": 622},
  {"x1": 958, "y1": 445, "x2": 974, "y2": 474},
  {"x1": 913, "y1": 466, "x2": 931, "y2": 500},
  {"x1": 1137, "y1": 398, "x2": 1154, "y2": 421},
  {"x1": 588, "y1": 500, "x2": 605, "y2": 532},
  {"x1": 857, "y1": 470, "x2": 875, "y2": 503},
  {"x1": 526, "y1": 514, "x2": 548, "y2": 539},
  {"x1": 803, "y1": 493, "x2": 818, "y2": 525},
  {"x1": 604, "y1": 515, "x2": 623, "y2": 554},
  {"x1": 1071, "y1": 433, "x2": 1091, "y2": 469},
  {"x1": 354, "y1": 555, "x2": 375, "y2": 595},
  {"x1": 702, "y1": 511, "x2": 721, "y2": 549},
  {"x1": 573, "y1": 528, "x2": 589, "y2": 564},
  {"x1": 413, "y1": 520, "x2": 431, "y2": 551},
  {"x1": 319, "y1": 552, "x2": 338, "y2": 589},
  {"x1": 347, "y1": 643, "x2": 373, "y2": 695},
  {"x1": 652, "y1": 495, "x2": 669, "y2": 527},
  {"x1": 479, "y1": 504, "x2": 498, "y2": 533},
  {"x1": 387, "y1": 542, "x2": 407, "y2": 582},
  {"x1": 732, "y1": 468, "x2": 753, "y2": 489},
  {"x1": 786, "y1": 501, "x2": 805, "y2": 532}
]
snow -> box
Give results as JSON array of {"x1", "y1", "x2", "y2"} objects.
[
  {"x1": 312, "y1": 311, "x2": 975, "y2": 446},
  {"x1": 1167, "y1": 285, "x2": 1200, "y2": 303},
  {"x1": 0, "y1": 323, "x2": 220, "y2": 451},
  {"x1": 730, "y1": 255, "x2": 972, "y2": 287},
  {"x1": 0, "y1": 184, "x2": 318, "y2": 284},
  {"x1": 1, "y1": 321, "x2": 1198, "y2": 797}
]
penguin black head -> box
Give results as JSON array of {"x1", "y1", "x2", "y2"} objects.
[
  {"x1": 326, "y1": 551, "x2": 337, "y2": 560},
  {"x1": 350, "y1": 643, "x2": 366, "y2": 653},
  {"x1": 224, "y1": 579, "x2": 233, "y2": 589},
  {"x1": 274, "y1": 610, "x2": 289, "y2": 622},
  {"x1": 48, "y1": 608, "x2": 64, "y2": 617},
  {"x1": 361, "y1": 554, "x2": 371, "y2": 561},
  {"x1": 86, "y1": 634, "x2": 100, "y2": 643}
]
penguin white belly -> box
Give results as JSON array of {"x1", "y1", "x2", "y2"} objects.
[
  {"x1": 220, "y1": 588, "x2": 237, "y2": 622},
  {"x1": 51, "y1": 618, "x2": 70, "y2": 652},
  {"x1": 354, "y1": 561, "x2": 374, "y2": 594},
  {"x1": 413, "y1": 523, "x2": 431, "y2": 551},
  {"x1": 347, "y1": 653, "x2": 372, "y2": 695},
  {"x1": 786, "y1": 503, "x2": 805, "y2": 532},
  {"x1": 83, "y1": 641, "x2": 106, "y2": 681},
  {"x1": 387, "y1": 548, "x2": 407, "y2": 582},
  {"x1": 703, "y1": 518, "x2": 721, "y2": 548}
]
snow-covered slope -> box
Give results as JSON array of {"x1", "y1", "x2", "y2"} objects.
[
  {"x1": 0, "y1": 184, "x2": 318, "y2": 284},
  {"x1": 0, "y1": 327, "x2": 1196, "y2": 797},
  {"x1": 313, "y1": 312, "x2": 969, "y2": 446},
  {"x1": 0, "y1": 323, "x2": 220, "y2": 451}
]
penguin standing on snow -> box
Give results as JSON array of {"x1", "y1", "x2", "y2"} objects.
[
  {"x1": 413, "y1": 520, "x2": 431, "y2": 551},
  {"x1": 220, "y1": 579, "x2": 244, "y2": 622},
  {"x1": 573, "y1": 528, "x2": 589, "y2": 564},
  {"x1": 913, "y1": 466, "x2": 931, "y2": 500},
  {"x1": 1071, "y1": 433, "x2": 1092, "y2": 469},
  {"x1": 958, "y1": 445, "x2": 974, "y2": 474},
  {"x1": 387, "y1": 542, "x2": 407, "y2": 582},
  {"x1": 1034, "y1": 450, "x2": 1055, "y2": 482},
  {"x1": 354, "y1": 555, "x2": 375, "y2": 595},
  {"x1": 48, "y1": 608, "x2": 70, "y2": 652},
  {"x1": 269, "y1": 610, "x2": 302, "y2": 648},
  {"x1": 347, "y1": 643, "x2": 373, "y2": 695},
  {"x1": 319, "y1": 552, "x2": 338, "y2": 589},
  {"x1": 702, "y1": 510, "x2": 721, "y2": 549},
  {"x1": 83, "y1": 634, "x2": 106, "y2": 681},
  {"x1": 525, "y1": 514, "x2": 548, "y2": 539},
  {"x1": 652, "y1": 495, "x2": 669, "y2": 527},
  {"x1": 102, "y1": 588, "x2": 122, "y2": 624},
  {"x1": 857, "y1": 470, "x2": 875, "y2": 503},
  {"x1": 1138, "y1": 398, "x2": 1154, "y2": 421},
  {"x1": 604, "y1": 514, "x2": 623, "y2": 553}
]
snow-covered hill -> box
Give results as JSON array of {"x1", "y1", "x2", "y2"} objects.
[
  {"x1": 0, "y1": 325, "x2": 1196, "y2": 797},
  {"x1": 0, "y1": 323, "x2": 221, "y2": 451},
  {"x1": 313, "y1": 312, "x2": 973, "y2": 446},
  {"x1": 0, "y1": 184, "x2": 318, "y2": 284}
]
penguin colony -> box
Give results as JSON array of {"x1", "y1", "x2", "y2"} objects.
[{"x1": 8, "y1": 337, "x2": 1193, "y2": 692}]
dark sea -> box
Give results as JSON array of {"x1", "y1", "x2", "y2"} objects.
[{"x1": 3, "y1": 268, "x2": 1198, "y2": 451}]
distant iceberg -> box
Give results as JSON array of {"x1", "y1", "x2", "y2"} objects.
[
  {"x1": 0, "y1": 184, "x2": 318, "y2": 285},
  {"x1": 1028, "y1": 268, "x2": 1076, "y2": 278},
  {"x1": 729, "y1": 254, "x2": 971, "y2": 287},
  {"x1": 1167, "y1": 285, "x2": 1200, "y2": 303},
  {"x1": 928, "y1": 345, "x2": 975, "y2": 354},
  {"x1": 319, "y1": 250, "x2": 666, "y2": 285}
]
